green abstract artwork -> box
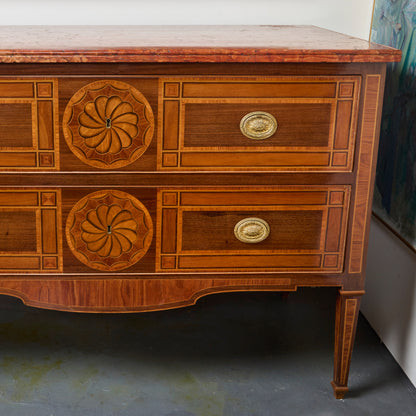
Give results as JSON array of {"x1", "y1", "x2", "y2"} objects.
[{"x1": 371, "y1": 0, "x2": 416, "y2": 250}]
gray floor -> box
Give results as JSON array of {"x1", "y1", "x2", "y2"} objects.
[{"x1": 0, "y1": 288, "x2": 414, "y2": 416}]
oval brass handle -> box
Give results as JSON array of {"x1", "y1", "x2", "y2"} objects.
[
  {"x1": 240, "y1": 111, "x2": 278, "y2": 140},
  {"x1": 234, "y1": 217, "x2": 270, "y2": 243}
]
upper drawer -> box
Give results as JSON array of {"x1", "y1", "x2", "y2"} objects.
[{"x1": 159, "y1": 77, "x2": 361, "y2": 172}]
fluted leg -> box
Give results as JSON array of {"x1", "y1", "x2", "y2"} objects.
[{"x1": 331, "y1": 289, "x2": 364, "y2": 399}]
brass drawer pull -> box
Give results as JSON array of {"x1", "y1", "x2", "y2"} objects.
[
  {"x1": 240, "y1": 111, "x2": 278, "y2": 140},
  {"x1": 234, "y1": 217, "x2": 270, "y2": 243}
]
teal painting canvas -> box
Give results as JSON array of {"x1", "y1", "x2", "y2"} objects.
[{"x1": 371, "y1": 0, "x2": 416, "y2": 250}]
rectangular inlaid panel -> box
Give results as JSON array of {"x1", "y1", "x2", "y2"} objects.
[
  {"x1": 0, "y1": 103, "x2": 33, "y2": 147},
  {"x1": 158, "y1": 76, "x2": 361, "y2": 172},
  {"x1": 0, "y1": 211, "x2": 37, "y2": 252},
  {"x1": 180, "y1": 191, "x2": 328, "y2": 206},
  {"x1": 0, "y1": 80, "x2": 59, "y2": 170},
  {"x1": 0, "y1": 189, "x2": 62, "y2": 272},
  {"x1": 183, "y1": 103, "x2": 332, "y2": 147},
  {"x1": 0, "y1": 82, "x2": 34, "y2": 98},
  {"x1": 182, "y1": 82, "x2": 337, "y2": 98},
  {"x1": 349, "y1": 74, "x2": 382, "y2": 273},
  {"x1": 181, "y1": 210, "x2": 323, "y2": 251},
  {"x1": 157, "y1": 186, "x2": 351, "y2": 273}
]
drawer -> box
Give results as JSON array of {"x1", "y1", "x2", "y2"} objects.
[
  {"x1": 156, "y1": 187, "x2": 351, "y2": 273},
  {"x1": 159, "y1": 77, "x2": 360, "y2": 171},
  {"x1": 0, "y1": 77, "x2": 360, "y2": 173},
  {"x1": 0, "y1": 80, "x2": 59, "y2": 170},
  {"x1": 0, "y1": 186, "x2": 350, "y2": 275}
]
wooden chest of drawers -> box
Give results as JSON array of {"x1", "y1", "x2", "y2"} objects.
[{"x1": 0, "y1": 26, "x2": 400, "y2": 398}]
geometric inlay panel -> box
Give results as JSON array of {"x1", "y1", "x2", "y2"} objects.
[
  {"x1": 66, "y1": 190, "x2": 153, "y2": 271},
  {"x1": 0, "y1": 189, "x2": 62, "y2": 272},
  {"x1": 0, "y1": 80, "x2": 59, "y2": 170},
  {"x1": 62, "y1": 80, "x2": 154, "y2": 169}
]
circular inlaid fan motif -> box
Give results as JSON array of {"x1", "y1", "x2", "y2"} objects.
[
  {"x1": 62, "y1": 80, "x2": 154, "y2": 169},
  {"x1": 66, "y1": 190, "x2": 153, "y2": 271}
]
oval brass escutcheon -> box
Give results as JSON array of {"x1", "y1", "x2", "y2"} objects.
[
  {"x1": 234, "y1": 217, "x2": 270, "y2": 243},
  {"x1": 239, "y1": 111, "x2": 278, "y2": 140}
]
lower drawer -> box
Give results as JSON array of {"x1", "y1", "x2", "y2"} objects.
[
  {"x1": 157, "y1": 186, "x2": 351, "y2": 273},
  {"x1": 0, "y1": 186, "x2": 350, "y2": 274}
]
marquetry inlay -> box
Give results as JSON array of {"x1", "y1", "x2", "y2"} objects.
[
  {"x1": 156, "y1": 186, "x2": 350, "y2": 273},
  {"x1": 63, "y1": 80, "x2": 154, "y2": 169},
  {"x1": 0, "y1": 80, "x2": 59, "y2": 170},
  {"x1": 0, "y1": 189, "x2": 62, "y2": 272},
  {"x1": 66, "y1": 190, "x2": 153, "y2": 271},
  {"x1": 158, "y1": 76, "x2": 361, "y2": 171}
]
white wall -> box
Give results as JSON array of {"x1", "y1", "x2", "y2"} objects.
[
  {"x1": 0, "y1": 0, "x2": 373, "y2": 39},
  {"x1": 2, "y1": 0, "x2": 415, "y2": 387},
  {"x1": 362, "y1": 219, "x2": 416, "y2": 387}
]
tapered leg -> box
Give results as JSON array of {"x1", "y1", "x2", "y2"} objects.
[{"x1": 331, "y1": 289, "x2": 364, "y2": 399}]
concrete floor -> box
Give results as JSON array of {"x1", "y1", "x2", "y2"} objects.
[{"x1": 0, "y1": 288, "x2": 414, "y2": 416}]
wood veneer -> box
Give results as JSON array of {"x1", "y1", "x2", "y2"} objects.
[{"x1": 0, "y1": 26, "x2": 400, "y2": 399}]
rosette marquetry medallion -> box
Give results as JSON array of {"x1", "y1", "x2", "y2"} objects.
[
  {"x1": 66, "y1": 190, "x2": 153, "y2": 271},
  {"x1": 62, "y1": 80, "x2": 154, "y2": 169}
]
